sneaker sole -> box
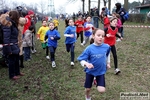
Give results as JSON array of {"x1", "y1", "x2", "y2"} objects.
[{"x1": 115, "y1": 71, "x2": 121, "y2": 75}]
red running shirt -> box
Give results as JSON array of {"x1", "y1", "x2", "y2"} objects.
[{"x1": 104, "y1": 26, "x2": 118, "y2": 46}]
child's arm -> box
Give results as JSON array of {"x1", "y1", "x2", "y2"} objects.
[
  {"x1": 64, "y1": 27, "x2": 74, "y2": 38},
  {"x1": 37, "y1": 27, "x2": 42, "y2": 39},
  {"x1": 106, "y1": 53, "x2": 111, "y2": 69},
  {"x1": 54, "y1": 31, "x2": 61, "y2": 40},
  {"x1": 80, "y1": 60, "x2": 94, "y2": 69}
]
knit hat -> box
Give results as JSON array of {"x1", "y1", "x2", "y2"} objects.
[
  {"x1": 3, "y1": 9, "x2": 9, "y2": 14},
  {"x1": 28, "y1": 10, "x2": 34, "y2": 15}
]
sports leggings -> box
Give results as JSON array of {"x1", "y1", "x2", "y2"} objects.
[{"x1": 110, "y1": 45, "x2": 118, "y2": 69}]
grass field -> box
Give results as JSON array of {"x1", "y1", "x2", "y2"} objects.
[{"x1": 0, "y1": 20, "x2": 150, "y2": 100}]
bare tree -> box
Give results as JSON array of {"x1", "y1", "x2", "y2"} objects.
[
  {"x1": 88, "y1": 0, "x2": 91, "y2": 13},
  {"x1": 103, "y1": 0, "x2": 108, "y2": 6},
  {"x1": 38, "y1": 0, "x2": 47, "y2": 15},
  {"x1": 108, "y1": 0, "x2": 111, "y2": 11},
  {"x1": 124, "y1": 0, "x2": 128, "y2": 11},
  {"x1": 56, "y1": 6, "x2": 66, "y2": 14},
  {"x1": 98, "y1": 0, "x2": 100, "y2": 11},
  {"x1": 82, "y1": 0, "x2": 85, "y2": 13}
]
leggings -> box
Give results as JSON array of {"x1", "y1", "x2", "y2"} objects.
[
  {"x1": 110, "y1": 45, "x2": 118, "y2": 69},
  {"x1": 77, "y1": 31, "x2": 83, "y2": 43}
]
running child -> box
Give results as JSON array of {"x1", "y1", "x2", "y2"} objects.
[
  {"x1": 37, "y1": 20, "x2": 49, "y2": 59},
  {"x1": 77, "y1": 29, "x2": 111, "y2": 100},
  {"x1": 82, "y1": 15, "x2": 94, "y2": 46},
  {"x1": 74, "y1": 16, "x2": 84, "y2": 45},
  {"x1": 45, "y1": 22, "x2": 60, "y2": 67},
  {"x1": 104, "y1": 17, "x2": 122, "y2": 75},
  {"x1": 53, "y1": 17, "x2": 59, "y2": 30},
  {"x1": 64, "y1": 19, "x2": 77, "y2": 66}
]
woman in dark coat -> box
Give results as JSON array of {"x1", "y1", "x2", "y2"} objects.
[{"x1": 2, "y1": 10, "x2": 24, "y2": 80}]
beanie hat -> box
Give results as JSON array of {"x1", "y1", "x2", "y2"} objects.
[
  {"x1": 28, "y1": 10, "x2": 34, "y2": 15},
  {"x1": 3, "y1": 9, "x2": 9, "y2": 14}
]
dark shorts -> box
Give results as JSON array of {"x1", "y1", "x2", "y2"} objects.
[{"x1": 84, "y1": 73, "x2": 105, "y2": 88}]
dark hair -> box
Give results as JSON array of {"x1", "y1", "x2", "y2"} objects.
[
  {"x1": 115, "y1": 3, "x2": 121, "y2": 9},
  {"x1": 68, "y1": 18, "x2": 74, "y2": 22},
  {"x1": 85, "y1": 15, "x2": 91, "y2": 19},
  {"x1": 102, "y1": 7, "x2": 105, "y2": 11},
  {"x1": 90, "y1": 28, "x2": 98, "y2": 44},
  {"x1": 16, "y1": 6, "x2": 28, "y2": 17},
  {"x1": 29, "y1": 25, "x2": 34, "y2": 31},
  {"x1": 9, "y1": 10, "x2": 20, "y2": 26}
]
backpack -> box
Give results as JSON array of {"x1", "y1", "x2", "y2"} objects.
[
  {"x1": 120, "y1": 8, "x2": 129, "y2": 21},
  {"x1": 0, "y1": 23, "x2": 3, "y2": 44}
]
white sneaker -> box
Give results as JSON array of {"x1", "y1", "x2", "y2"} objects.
[
  {"x1": 52, "y1": 61, "x2": 56, "y2": 68},
  {"x1": 46, "y1": 56, "x2": 50, "y2": 59},
  {"x1": 116, "y1": 38, "x2": 121, "y2": 42},
  {"x1": 81, "y1": 43, "x2": 83, "y2": 46},
  {"x1": 31, "y1": 50, "x2": 35, "y2": 53},
  {"x1": 115, "y1": 68, "x2": 121, "y2": 75},
  {"x1": 33, "y1": 49, "x2": 37, "y2": 53},
  {"x1": 85, "y1": 95, "x2": 91, "y2": 100},
  {"x1": 71, "y1": 62, "x2": 74, "y2": 66}
]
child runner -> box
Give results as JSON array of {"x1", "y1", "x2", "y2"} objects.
[
  {"x1": 64, "y1": 19, "x2": 77, "y2": 66},
  {"x1": 103, "y1": 13, "x2": 110, "y2": 29},
  {"x1": 37, "y1": 20, "x2": 49, "y2": 59},
  {"x1": 23, "y1": 26, "x2": 34, "y2": 61},
  {"x1": 53, "y1": 17, "x2": 59, "y2": 30},
  {"x1": 74, "y1": 16, "x2": 84, "y2": 45},
  {"x1": 77, "y1": 29, "x2": 111, "y2": 100},
  {"x1": 82, "y1": 15, "x2": 94, "y2": 46},
  {"x1": 45, "y1": 22, "x2": 61, "y2": 67},
  {"x1": 104, "y1": 17, "x2": 122, "y2": 75}
]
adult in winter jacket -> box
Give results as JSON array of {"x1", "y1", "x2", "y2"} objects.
[{"x1": 2, "y1": 10, "x2": 24, "y2": 80}]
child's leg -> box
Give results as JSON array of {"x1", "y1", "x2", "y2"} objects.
[
  {"x1": 83, "y1": 36, "x2": 89, "y2": 45},
  {"x1": 110, "y1": 45, "x2": 118, "y2": 69},
  {"x1": 66, "y1": 44, "x2": 71, "y2": 52},
  {"x1": 46, "y1": 46, "x2": 49, "y2": 56},
  {"x1": 84, "y1": 73, "x2": 94, "y2": 98},
  {"x1": 120, "y1": 27, "x2": 124, "y2": 37},
  {"x1": 77, "y1": 33, "x2": 80, "y2": 39},
  {"x1": 49, "y1": 46, "x2": 56, "y2": 61},
  {"x1": 70, "y1": 43, "x2": 75, "y2": 62},
  {"x1": 96, "y1": 74, "x2": 106, "y2": 93},
  {"x1": 80, "y1": 31, "x2": 83, "y2": 43},
  {"x1": 23, "y1": 47, "x2": 28, "y2": 61}
]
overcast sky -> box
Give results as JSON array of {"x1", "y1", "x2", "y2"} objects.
[{"x1": 11, "y1": 0, "x2": 143, "y2": 14}]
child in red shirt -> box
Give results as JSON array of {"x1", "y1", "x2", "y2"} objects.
[
  {"x1": 74, "y1": 16, "x2": 84, "y2": 44},
  {"x1": 104, "y1": 17, "x2": 122, "y2": 75},
  {"x1": 103, "y1": 13, "x2": 110, "y2": 29}
]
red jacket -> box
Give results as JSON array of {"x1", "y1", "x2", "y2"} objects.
[
  {"x1": 23, "y1": 15, "x2": 31, "y2": 34},
  {"x1": 74, "y1": 20, "x2": 84, "y2": 33},
  {"x1": 104, "y1": 26, "x2": 118, "y2": 46}
]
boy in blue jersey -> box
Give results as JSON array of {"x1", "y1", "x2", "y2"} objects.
[
  {"x1": 64, "y1": 19, "x2": 77, "y2": 66},
  {"x1": 45, "y1": 22, "x2": 61, "y2": 67},
  {"x1": 77, "y1": 29, "x2": 111, "y2": 100},
  {"x1": 82, "y1": 15, "x2": 95, "y2": 46}
]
